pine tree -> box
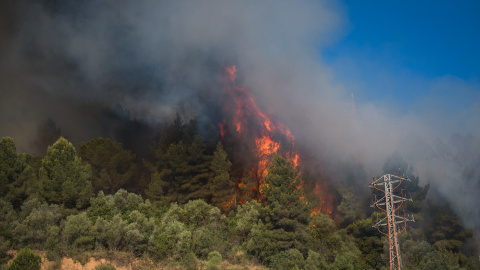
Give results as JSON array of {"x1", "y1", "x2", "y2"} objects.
[
  {"x1": 263, "y1": 155, "x2": 311, "y2": 227},
  {"x1": 246, "y1": 155, "x2": 312, "y2": 264},
  {"x1": 39, "y1": 137, "x2": 93, "y2": 209},
  {"x1": 0, "y1": 137, "x2": 38, "y2": 208},
  {"x1": 147, "y1": 137, "x2": 213, "y2": 204},
  {"x1": 210, "y1": 142, "x2": 235, "y2": 211},
  {"x1": 0, "y1": 137, "x2": 17, "y2": 198},
  {"x1": 78, "y1": 137, "x2": 136, "y2": 194}
]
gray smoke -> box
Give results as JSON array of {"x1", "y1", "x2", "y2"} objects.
[{"x1": 1, "y1": 0, "x2": 479, "y2": 246}]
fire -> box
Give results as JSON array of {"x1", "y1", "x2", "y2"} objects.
[
  {"x1": 221, "y1": 65, "x2": 299, "y2": 198},
  {"x1": 256, "y1": 135, "x2": 280, "y2": 179},
  {"x1": 220, "y1": 64, "x2": 333, "y2": 216},
  {"x1": 310, "y1": 181, "x2": 333, "y2": 217},
  {"x1": 218, "y1": 120, "x2": 226, "y2": 139}
]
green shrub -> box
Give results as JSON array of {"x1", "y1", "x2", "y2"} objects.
[
  {"x1": 0, "y1": 237, "x2": 11, "y2": 265},
  {"x1": 7, "y1": 248, "x2": 41, "y2": 270},
  {"x1": 73, "y1": 236, "x2": 95, "y2": 251},
  {"x1": 206, "y1": 251, "x2": 222, "y2": 270},
  {"x1": 268, "y1": 249, "x2": 305, "y2": 270},
  {"x1": 95, "y1": 264, "x2": 116, "y2": 270}
]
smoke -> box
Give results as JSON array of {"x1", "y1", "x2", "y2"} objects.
[{"x1": 1, "y1": 0, "x2": 479, "y2": 245}]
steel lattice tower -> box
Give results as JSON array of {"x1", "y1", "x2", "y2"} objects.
[{"x1": 371, "y1": 171, "x2": 414, "y2": 270}]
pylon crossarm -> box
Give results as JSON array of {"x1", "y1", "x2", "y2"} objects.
[
  {"x1": 394, "y1": 190, "x2": 405, "y2": 212},
  {"x1": 372, "y1": 175, "x2": 386, "y2": 194},
  {"x1": 390, "y1": 196, "x2": 405, "y2": 204},
  {"x1": 396, "y1": 211, "x2": 408, "y2": 234},
  {"x1": 372, "y1": 176, "x2": 385, "y2": 193},
  {"x1": 374, "y1": 216, "x2": 389, "y2": 227},
  {"x1": 374, "y1": 195, "x2": 388, "y2": 213},
  {"x1": 373, "y1": 195, "x2": 387, "y2": 207},
  {"x1": 392, "y1": 215, "x2": 407, "y2": 225},
  {"x1": 392, "y1": 176, "x2": 403, "y2": 192},
  {"x1": 376, "y1": 214, "x2": 389, "y2": 236},
  {"x1": 401, "y1": 211, "x2": 415, "y2": 222}
]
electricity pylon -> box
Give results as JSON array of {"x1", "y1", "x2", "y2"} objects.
[{"x1": 370, "y1": 171, "x2": 414, "y2": 270}]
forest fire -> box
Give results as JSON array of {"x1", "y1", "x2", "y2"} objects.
[
  {"x1": 311, "y1": 181, "x2": 333, "y2": 216},
  {"x1": 219, "y1": 65, "x2": 332, "y2": 215},
  {"x1": 220, "y1": 65, "x2": 298, "y2": 195}
]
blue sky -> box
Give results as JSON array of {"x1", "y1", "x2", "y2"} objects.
[{"x1": 322, "y1": 1, "x2": 480, "y2": 113}]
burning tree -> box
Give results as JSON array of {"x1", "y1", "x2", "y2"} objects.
[{"x1": 219, "y1": 65, "x2": 333, "y2": 214}]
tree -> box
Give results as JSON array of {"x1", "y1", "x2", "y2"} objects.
[
  {"x1": 184, "y1": 200, "x2": 228, "y2": 258},
  {"x1": 147, "y1": 200, "x2": 227, "y2": 264},
  {"x1": 206, "y1": 251, "x2": 222, "y2": 270},
  {"x1": 12, "y1": 202, "x2": 62, "y2": 249},
  {"x1": 235, "y1": 200, "x2": 262, "y2": 242},
  {"x1": 156, "y1": 113, "x2": 184, "y2": 150},
  {"x1": 78, "y1": 138, "x2": 136, "y2": 194},
  {"x1": 94, "y1": 214, "x2": 128, "y2": 251},
  {"x1": 39, "y1": 137, "x2": 93, "y2": 209},
  {"x1": 345, "y1": 216, "x2": 384, "y2": 269},
  {"x1": 146, "y1": 137, "x2": 212, "y2": 204},
  {"x1": 0, "y1": 137, "x2": 38, "y2": 209},
  {"x1": 63, "y1": 212, "x2": 94, "y2": 251},
  {"x1": 263, "y1": 155, "x2": 311, "y2": 226},
  {"x1": 0, "y1": 137, "x2": 17, "y2": 198},
  {"x1": 209, "y1": 142, "x2": 235, "y2": 211},
  {"x1": 7, "y1": 248, "x2": 41, "y2": 270},
  {"x1": 419, "y1": 250, "x2": 462, "y2": 270},
  {"x1": 148, "y1": 217, "x2": 192, "y2": 261},
  {"x1": 245, "y1": 155, "x2": 312, "y2": 265},
  {"x1": 268, "y1": 249, "x2": 305, "y2": 270}
]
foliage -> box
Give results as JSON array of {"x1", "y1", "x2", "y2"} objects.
[
  {"x1": 244, "y1": 156, "x2": 313, "y2": 266},
  {"x1": 12, "y1": 202, "x2": 62, "y2": 249},
  {"x1": 268, "y1": 249, "x2": 305, "y2": 270},
  {"x1": 0, "y1": 237, "x2": 10, "y2": 265},
  {"x1": 304, "y1": 250, "x2": 328, "y2": 270},
  {"x1": 0, "y1": 137, "x2": 39, "y2": 209},
  {"x1": 146, "y1": 115, "x2": 219, "y2": 204},
  {"x1": 234, "y1": 200, "x2": 262, "y2": 241},
  {"x1": 205, "y1": 251, "x2": 222, "y2": 270},
  {"x1": 39, "y1": 137, "x2": 93, "y2": 209},
  {"x1": 78, "y1": 138, "x2": 136, "y2": 194},
  {"x1": 209, "y1": 142, "x2": 235, "y2": 211},
  {"x1": 418, "y1": 250, "x2": 462, "y2": 270},
  {"x1": 148, "y1": 200, "x2": 228, "y2": 262},
  {"x1": 7, "y1": 248, "x2": 41, "y2": 270},
  {"x1": 95, "y1": 264, "x2": 116, "y2": 270},
  {"x1": 63, "y1": 212, "x2": 94, "y2": 251},
  {"x1": 1, "y1": 132, "x2": 479, "y2": 270},
  {"x1": 147, "y1": 137, "x2": 213, "y2": 204}
]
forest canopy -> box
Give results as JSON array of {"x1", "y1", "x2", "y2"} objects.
[{"x1": 1, "y1": 116, "x2": 479, "y2": 269}]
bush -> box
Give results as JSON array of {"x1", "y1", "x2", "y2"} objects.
[
  {"x1": 206, "y1": 251, "x2": 222, "y2": 270},
  {"x1": 7, "y1": 248, "x2": 41, "y2": 270},
  {"x1": 267, "y1": 249, "x2": 305, "y2": 270},
  {"x1": 95, "y1": 264, "x2": 116, "y2": 270},
  {"x1": 0, "y1": 237, "x2": 11, "y2": 265}
]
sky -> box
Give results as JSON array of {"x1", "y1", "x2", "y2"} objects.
[
  {"x1": 323, "y1": 0, "x2": 480, "y2": 119},
  {"x1": 319, "y1": 1, "x2": 480, "y2": 240}
]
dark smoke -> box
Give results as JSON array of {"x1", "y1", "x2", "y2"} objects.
[{"x1": 31, "y1": 118, "x2": 62, "y2": 154}]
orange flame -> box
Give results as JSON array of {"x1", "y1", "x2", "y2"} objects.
[
  {"x1": 221, "y1": 65, "x2": 332, "y2": 213},
  {"x1": 310, "y1": 181, "x2": 333, "y2": 216}
]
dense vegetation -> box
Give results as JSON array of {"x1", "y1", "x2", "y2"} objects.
[{"x1": 1, "y1": 117, "x2": 479, "y2": 269}]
